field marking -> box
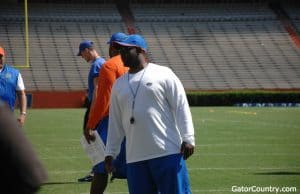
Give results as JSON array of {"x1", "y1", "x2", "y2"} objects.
[
  {"x1": 28, "y1": 135, "x2": 81, "y2": 142},
  {"x1": 194, "y1": 153, "x2": 300, "y2": 156},
  {"x1": 190, "y1": 189, "x2": 229, "y2": 193},
  {"x1": 36, "y1": 143, "x2": 300, "y2": 150},
  {"x1": 200, "y1": 136, "x2": 300, "y2": 141},
  {"x1": 80, "y1": 192, "x2": 129, "y2": 194},
  {"x1": 197, "y1": 143, "x2": 300, "y2": 147},
  {"x1": 41, "y1": 156, "x2": 87, "y2": 160},
  {"x1": 190, "y1": 167, "x2": 300, "y2": 170},
  {"x1": 40, "y1": 152, "x2": 300, "y2": 160},
  {"x1": 201, "y1": 118, "x2": 300, "y2": 129},
  {"x1": 50, "y1": 170, "x2": 90, "y2": 174},
  {"x1": 32, "y1": 140, "x2": 300, "y2": 149},
  {"x1": 80, "y1": 191, "x2": 129, "y2": 194},
  {"x1": 86, "y1": 192, "x2": 230, "y2": 194},
  {"x1": 227, "y1": 110, "x2": 257, "y2": 115},
  {"x1": 102, "y1": 190, "x2": 230, "y2": 194},
  {"x1": 34, "y1": 141, "x2": 300, "y2": 148},
  {"x1": 48, "y1": 166, "x2": 300, "y2": 175}
]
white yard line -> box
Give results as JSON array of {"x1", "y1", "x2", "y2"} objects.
[
  {"x1": 189, "y1": 166, "x2": 300, "y2": 170},
  {"x1": 196, "y1": 143, "x2": 300, "y2": 147},
  {"x1": 193, "y1": 153, "x2": 300, "y2": 156},
  {"x1": 201, "y1": 118, "x2": 300, "y2": 129},
  {"x1": 48, "y1": 166, "x2": 300, "y2": 175}
]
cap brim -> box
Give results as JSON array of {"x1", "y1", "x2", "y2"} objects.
[
  {"x1": 114, "y1": 41, "x2": 147, "y2": 51},
  {"x1": 114, "y1": 41, "x2": 134, "y2": 47}
]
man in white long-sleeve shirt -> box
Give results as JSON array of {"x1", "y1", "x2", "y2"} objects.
[{"x1": 105, "y1": 34, "x2": 195, "y2": 194}]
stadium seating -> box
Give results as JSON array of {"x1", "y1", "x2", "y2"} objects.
[
  {"x1": 0, "y1": 3, "x2": 126, "y2": 91},
  {"x1": 132, "y1": 3, "x2": 300, "y2": 89},
  {"x1": 0, "y1": 2, "x2": 299, "y2": 91},
  {"x1": 131, "y1": 3, "x2": 276, "y2": 22}
]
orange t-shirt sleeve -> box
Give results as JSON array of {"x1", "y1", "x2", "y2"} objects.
[{"x1": 86, "y1": 62, "x2": 116, "y2": 129}]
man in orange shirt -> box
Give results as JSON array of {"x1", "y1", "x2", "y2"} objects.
[{"x1": 84, "y1": 32, "x2": 128, "y2": 194}]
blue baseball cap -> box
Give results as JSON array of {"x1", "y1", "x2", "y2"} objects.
[
  {"x1": 107, "y1": 32, "x2": 128, "y2": 45},
  {"x1": 115, "y1": 34, "x2": 148, "y2": 51},
  {"x1": 77, "y1": 40, "x2": 94, "y2": 56}
]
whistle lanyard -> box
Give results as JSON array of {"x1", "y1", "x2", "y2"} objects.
[{"x1": 127, "y1": 68, "x2": 147, "y2": 124}]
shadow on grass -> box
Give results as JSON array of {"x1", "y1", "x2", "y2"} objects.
[{"x1": 254, "y1": 171, "x2": 300, "y2": 175}]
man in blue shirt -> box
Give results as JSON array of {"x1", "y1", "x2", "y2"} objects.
[
  {"x1": 77, "y1": 40, "x2": 106, "y2": 183},
  {"x1": 0, "y1": 46, "x2": 27, "y2": 126},
  {"x1": 77, "y1": 40, "x2": 106, "y2": 110}
]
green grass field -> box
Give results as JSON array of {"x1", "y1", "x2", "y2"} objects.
[{"x1": 23, "y1": 107, "x2": 300, "y2": 194}]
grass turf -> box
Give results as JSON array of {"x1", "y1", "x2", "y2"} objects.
[{"x1": 23, "y1": 107, "x2": 300, "y2": 194}]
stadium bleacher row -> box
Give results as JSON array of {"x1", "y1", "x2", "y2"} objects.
[{"x1": 0, "y1": 2, "x2": 299, "y2": 91}]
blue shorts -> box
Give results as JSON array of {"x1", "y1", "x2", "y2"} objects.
[
  {"x1": 92, "y1": 117, "x2": 126, "y2": 179},
  {"x1": 126, "y1": 154, "x2": 191, "y2": 194}
]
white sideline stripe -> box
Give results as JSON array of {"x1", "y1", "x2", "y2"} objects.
[
  {"x1": 201, "y1": 118, "x2": 300, "y2": 129},
  {"x1": 104, "y1": 193, "x2": 129, "y2": 194},
  {"x1": 39, "y1": 142, "x2": 300, "y2": 153},
  {"x1": 194, "y1": 153, "x2": 300, "y2": 156},
  {"x1": 102, "y1": 189, "x2": 232, "y2": 193},
  {"x1": 51, "y1": 170, "x2": 89, "y2": 174},
  {"x1": 49, "y1": 166, "x2": 300, "y2": 174},
  {"x1": 197, "y1": 143, "x2": 300, "y2": 147},
  {"x1": 41, "y1": 156, "x2": 86, "y2": 159},
  {"x1": 190, "y1": 167, "x2": 300, "y2": 170},
  {"x1": 83, "y1": 189, "x2": 230, "y2": 194},
  {"x1": 191, "y1": 189, "x2": 229, "y2": 193},
  {"x1": 37, "y1": 143, "x2": 300, "y2": 152},
  {"x1": 40, "y1": 152, "x2": 300, "y2": 160}
]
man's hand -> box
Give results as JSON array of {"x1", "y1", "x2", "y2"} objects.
[
  {"x1": 17, "y1": 114, "x2": 26, "y2": 127},
  {"x1": 83, "y1": 128, "x2": 95, "y2": 144},
  {"x1": 180, "y1": 141, "x2": 194, "y2": 160},
  {"x1": 104, "y1": 156, "x2": 114, "y2": 174}
]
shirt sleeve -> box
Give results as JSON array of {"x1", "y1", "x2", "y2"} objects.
[
  {"x1": 91, "y1": 62, "x2": 101, "y2": 78},
  {"x1": 165, "y1": 69, "x2": 195, "y2": 146},
  {"x1": 86, "y1": 62, "x2": 116, "y2": 129},
  {"x1": 105, "y1": 83, "x2": 125, "y2": 158},
  {"x1": 16, "y1": 73, "x2": 25, "y2": 91}
]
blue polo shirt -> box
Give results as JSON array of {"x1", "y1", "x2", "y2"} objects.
[
  {"x1": 0, "y1": 64, "x2": 20, "y2": 110},
  {"x1": 88, "y1": 57, "x2": 105, "y2": 103}
]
